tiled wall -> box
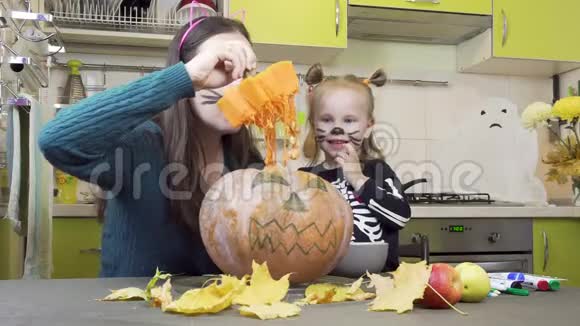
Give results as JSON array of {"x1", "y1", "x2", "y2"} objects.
[{"x1": 51, "y1": 39, "x2": 557, "y2": 201}]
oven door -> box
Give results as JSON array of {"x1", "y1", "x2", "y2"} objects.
[{"x1": 428, "y1": 254, "x2": 533, "y2": 273}]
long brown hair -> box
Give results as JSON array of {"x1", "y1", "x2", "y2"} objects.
[
  {"x1": 302, "y1": 63, "x2": 386, "y2": 164},
  {"x1": 98, "y1": 17, "x2": 262, "y2": 237}
]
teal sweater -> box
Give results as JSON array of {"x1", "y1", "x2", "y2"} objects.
[{"x1": 39, "y1": 63, "x2": 256, "y2": 277}]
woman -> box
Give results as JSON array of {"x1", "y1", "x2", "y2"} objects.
[{"x1": 39, "y1": 17, "x2": 263, "y2": 277}]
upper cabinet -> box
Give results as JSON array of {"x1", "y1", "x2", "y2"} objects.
[
  {"x1": 225, "y1": 0, "x2": 347, "y2": 63},
  {"x1": 457, "y1": 0, "x2": 580, "y2": 76},
  {"x1": 492, "y1": 0, "x2": 580, "y2": 62},
  {"x1": 349, "y1": 0, "x2": 491, "y2": 15}
]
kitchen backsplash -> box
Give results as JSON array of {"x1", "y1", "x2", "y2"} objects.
[{"x1": 49, "y1": 39, "x2": 557, "y2": 202}]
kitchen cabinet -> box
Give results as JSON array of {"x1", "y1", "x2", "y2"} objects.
[
  {"x1": 52, "y1": 217, "x2": 102, "y2": 279},
  {"x1": 0, "y1": 219, "x2": 24, "y2": 280},
  {"x1": 224, "y1": 0, "x2": 347, "y2": 63},
  {"x1": 533, "y1": 219, "x2": 580, "y2": 287},
  {"x1": 492, "y1": 0, "x2": 580, "y2": 62},
  {"x1": 457, "y1": 0, "x2": 580, "y2": 76},
  {"x1": 349, "y1": 0, "x2": 491, "y2": 15}
]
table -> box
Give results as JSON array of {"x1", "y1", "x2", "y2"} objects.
[{"x1": 1, "y1": 277, "x2": 579, "y2": 326}]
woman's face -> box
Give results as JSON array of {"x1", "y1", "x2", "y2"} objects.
[{"x1": 190, "y1": 32, "x2": 250, "y2": 134}]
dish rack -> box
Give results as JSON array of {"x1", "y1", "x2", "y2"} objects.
[{"x1": 47, "y1": 0, "x2": 218, "y2": 35}]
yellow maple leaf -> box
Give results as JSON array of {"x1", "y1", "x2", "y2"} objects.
[
  {"x1": 145, "y1": 268, "x2": 171, "y2": 301},
  {"x1": 233, "y1": 261, "x2": 290, "y2": 306},
  {"x1": 239, "y1": 302, "x2": 301, "y2": 320},
  {"x1": 99, "y1": 287, "x2": 146, "y2": 301},
  {"x1": 150, "y1": 279, "x2": 173, "y2": 311},
  {"x1": 369, "y1": 261, "x2": 432, "y2": 314},
  {"x1": 366, "y1": 272, "x2": 394, "y2": 295},
  {"x1": 300, "y1": 277, "x2": 374, "y2": 305},
  {"x1": 165, "y1": 274, "x2": 247, "y2": 315}
]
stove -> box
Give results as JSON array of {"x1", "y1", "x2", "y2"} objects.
[{"x1": 406, "y1": 192, "x2": 494, "y2": 204}]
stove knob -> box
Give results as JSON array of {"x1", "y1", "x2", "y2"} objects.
[{"x1": 488, "y1": 232, "x2": 501, "y2": 243}]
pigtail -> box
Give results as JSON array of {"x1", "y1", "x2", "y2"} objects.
[
  {"x1": 305, "y1": 63, "x2": 325, "y2": 87},
  {"x1": 368, "y1": 68, "x2": 387, "y2": 87}
]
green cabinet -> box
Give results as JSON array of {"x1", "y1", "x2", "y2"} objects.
[
  {"x1": 349, "y1": 0, "x2": 491, "y2": 15},
  {"x1": 0, "y1": 219, "x2": 24, "y2": 279},
  {"x1": 533, "y1": 219, "x2": 580, "y2": 287},
  {"x1": 493, "y1": 0, "x2": 580, "y2": 62},
  {"x1": 228, "y1": 0, "x2": 347, "y2": 48},
  {"x1": 52, "y1": 218, "x2": 102, "y2": 279}
]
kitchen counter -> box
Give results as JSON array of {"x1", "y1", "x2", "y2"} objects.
[
  {"x1": 1, "y1": 277, "x2": 579, "y2": 326},
  {"x1": 410, "y1": 204, "x2": 580, "y2": 218}
]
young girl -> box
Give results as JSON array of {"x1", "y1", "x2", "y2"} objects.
[
  {"x1": 39, "y1": 17, "x2": 262, "y2": 277},
  {"x1": 299, "y1": 64, "x2": 411, "y2": 272}
]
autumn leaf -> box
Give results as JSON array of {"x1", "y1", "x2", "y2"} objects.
[
  {"x1": 165, "y1": 274, "x2": 247, "y2": 315},
  {"x1": 300, "y1": 277, "x2": 374, "y2": 305},
  {"x1": 369, "y1": 261, "x2": 432, "y2": 314},
  {"x1": 150, "y1": 279, "x2": 173, "y2": 311},
  {"x1": 99, "y1": 287, "x2": 146, "y2": 301},
  {"x1": 239, "y1": 302, "x2": 301, "y2": 320},
  {"x1": 233, "y1": 261, "x2": 290, "y2": 306},
  {"x1": 145, "y1": 268, "x2": 171, "y2": 301}
]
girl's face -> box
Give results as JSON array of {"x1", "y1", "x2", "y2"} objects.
[
  {"x1": 190, "y1": 32, "x2": 250, "y2": 134},
  {"x1": 314, "y1": 87, "x2": 373, "y2": 159}
]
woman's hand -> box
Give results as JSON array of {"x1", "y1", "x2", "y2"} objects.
[
  {"x1": 336, "y1": 143, "x2": 369, "y2": 192},
  {"x1": 185, "y1": 36, "x2": 257, "y2": 90}
]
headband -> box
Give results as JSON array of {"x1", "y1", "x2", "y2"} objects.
[{"x1": 178, "y1": 17, "x2": 207, "y2": 54}]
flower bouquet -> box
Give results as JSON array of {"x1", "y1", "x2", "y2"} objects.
[{"x1": 522, "y1": 97, "x2": 580, "y2": 204}]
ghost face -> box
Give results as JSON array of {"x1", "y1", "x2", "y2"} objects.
[
  {"x1": 478, "y1": 98, "x2": 518, "y2": 131},
  {"x1": 313, "y1": 87, "x2": 373, "y2": 159},
  {"x1": 191, "y1": 82, "x2": 242, "y2": 134}
]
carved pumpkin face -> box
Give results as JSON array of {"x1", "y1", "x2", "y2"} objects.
[{"x1": 200, "y1": 166, "x2": 353, "y2": 283}]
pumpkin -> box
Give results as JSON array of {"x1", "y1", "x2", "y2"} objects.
[{"x1": 200, "y1": 166, "x2": 353, "y2": 283}]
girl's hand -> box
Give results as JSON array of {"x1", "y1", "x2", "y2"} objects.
[
  {"x1": 336, "y1": 143, "x2": 369, "y2": 191},
  {"x1": 185, "y1": 38, "x2": 256, "y2": 90}
]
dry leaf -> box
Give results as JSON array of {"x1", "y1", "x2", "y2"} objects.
[
  {"x1": 100, "y1": 287, "x2": 146, "y2": 301},
  {"x1": 165, "y1": 274, "x2": 247, "y2": 315},
  {"x1": 302, "y1": 283, "x2": 336, "y2": 304},
  {"x1": 145, "y1": 268, "x2": 171, "y2": 301},
  {"x1": 366, "y1": 272, "x2": 394, "y2": 295},
  {"x1": 301, "y1": 278, "x2": 374, "y2": 305},
  {"x1": 369, "y1": 261, "x2": 432, "y2": 314},
  {"x1": 239, "y1": 302, "x2": 301, "y2": 320},
  {"x1": 150, "y1": 279, "x2": 173, "y2": 311},
  {"x1": 233, "y1": 261, "x2": 290, "y2": 306}
]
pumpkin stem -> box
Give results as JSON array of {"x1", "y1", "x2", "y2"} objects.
[{"x1": 283, "y1": 192, "x2": 307, "y2": 212}]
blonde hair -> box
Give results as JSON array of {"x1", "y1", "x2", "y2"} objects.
[{"x1": 302, "y1": 63, "x2": 387, "y2": 164}]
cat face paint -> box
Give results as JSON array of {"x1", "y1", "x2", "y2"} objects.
[
  {"x1": 192, "y1": 83, "x2": 241, "y2": 134},
  {"x1": 313, "y1": 88, "x2": 373, "y2": 158}
]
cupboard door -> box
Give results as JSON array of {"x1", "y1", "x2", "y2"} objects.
[
  {"x1": 53, "y1": 218, "x2": 102, "y2": 278},
  {"x1": 228, "y1": 0, "x2": 347, "y2": 48},
  {"x1": 493, "y1": 0, "x2": 580, "y2": 62},
  {"x1": 533, "y1": 219, "x2": 580, "y2": 287}
]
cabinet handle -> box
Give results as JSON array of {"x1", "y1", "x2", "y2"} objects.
[
  {"x1": 501, "y1": 9, "x2": 508, "y2": 47},
  {"x1": 80, "y1": 248, "x2": 102, "y2": 254},
  {"x1": 542, "y1": 231, "x2": 549, "y2": 272},
  {"x1": 335, "y1": 0, "x2": 341, "y2": 37},
  {"x1": 406, "y1": 0, "x2": 441, "y2": 4}
]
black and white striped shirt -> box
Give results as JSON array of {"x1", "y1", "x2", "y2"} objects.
[{"x1": 299, "y1": 160, "x2": 411, "y2": 271}]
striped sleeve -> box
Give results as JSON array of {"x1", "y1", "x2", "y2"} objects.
[{"x1": 355, "y1": 160, "x2": 412, "y2": 230}]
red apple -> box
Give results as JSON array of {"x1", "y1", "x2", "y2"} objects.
[{"x1": 422, "y1": 263, "x2": 463, "y2": 309}]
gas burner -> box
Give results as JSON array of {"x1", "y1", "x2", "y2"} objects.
[{"x1": 405, "y1": 192, "x2": 494, "y2": 204}]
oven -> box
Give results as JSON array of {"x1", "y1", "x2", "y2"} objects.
[{"x1": 399, "y1": 218, "x2": 533, "y2": 273}]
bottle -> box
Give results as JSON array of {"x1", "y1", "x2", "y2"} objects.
[{"x1": 62, "y1": 59, "x2": 86, "y2": 105}]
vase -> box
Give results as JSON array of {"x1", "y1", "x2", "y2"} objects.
[{"x1": 573, "y1": 177, "x2": 580, "y2": 206}]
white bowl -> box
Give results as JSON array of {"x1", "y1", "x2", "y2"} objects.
[{"x1": 330, "y1": 242, "x2": 389, "y2": 278}]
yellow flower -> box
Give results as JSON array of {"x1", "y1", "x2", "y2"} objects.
[
  {"x1": 552, "y1": 96, "x2": 580, "y2": 122},
  {"x1": 521, "y1": 102, "x2": 552, "y2": 129}
]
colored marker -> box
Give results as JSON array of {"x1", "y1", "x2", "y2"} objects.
[{"x1": 490, "y1": 278, "x2": 522, "y2": 291}]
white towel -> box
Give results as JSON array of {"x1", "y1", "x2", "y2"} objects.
[
  {"x1": 21, "y1": 94, "x2": 53, "y2": 279},
  {"x1": 4, "y1": 105, "x2": 23, "y2": 235}
]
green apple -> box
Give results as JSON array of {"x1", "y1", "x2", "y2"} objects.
[{"x1": 455, "y1": 262, "x2": 490, "y2": 303}]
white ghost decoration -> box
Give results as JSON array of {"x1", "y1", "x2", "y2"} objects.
[{"x1": 431, "y1": 97, "x2": 547, "y2": 204}]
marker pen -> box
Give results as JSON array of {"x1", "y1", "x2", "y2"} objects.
[
  {"x1": 489, "y1": 278, "x2": 522, "y2": 291},
  {"x1": 488, "y1": 272, "x2": 525, "y2": 282},
  {"x1": 521, "y1": 275, "x2": 561, "y2": 291}
]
